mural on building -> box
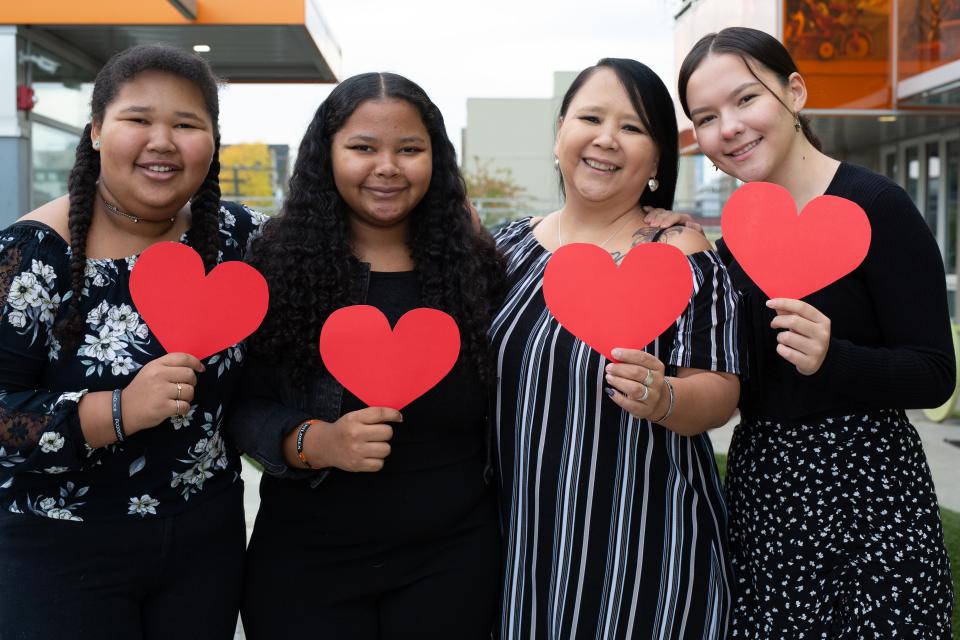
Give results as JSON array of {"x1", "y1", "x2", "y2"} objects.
[
  {"x1": 899, "y1": 0, "x2": 960, "y2": 78},
  {"x1": 783, "y1": 0, "x2": 891, "y2": 108}
]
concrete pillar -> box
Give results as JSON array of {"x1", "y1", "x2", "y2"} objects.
[{"x1": 0, "y1": 27, "x2": 29, "y2": 224}]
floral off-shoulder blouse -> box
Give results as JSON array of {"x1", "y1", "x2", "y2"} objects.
[{"x1": 0, "y1": 202, "x2": 268, "y2": 522}]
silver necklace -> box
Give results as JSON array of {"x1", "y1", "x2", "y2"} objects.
[
  {"x1": 557, "y1": 211, "x2": 633, "y2": 249},
  {"x1": 99, "y1": 194, "x2": 175, "y2": 224}
]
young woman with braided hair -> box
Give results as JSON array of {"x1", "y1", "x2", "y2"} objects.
[{"x1": 0, "y1": 45, "x2": 266, "y2": 638}]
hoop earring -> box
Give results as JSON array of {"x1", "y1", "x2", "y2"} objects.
[
  {"x1": 712, "y1": 164, "x2": 718, "y2": 172},
  {"x1": 647, "y1": 177, "x2": 659, "y2": 192}
]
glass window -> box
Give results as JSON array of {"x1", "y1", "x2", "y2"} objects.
[
  {"x1": 947, "y1": 140, "x2": 959, "y2": 275},
  {"x1": 926, "y1": 141, "x2": 941, "y2": 237},
  {"x1": 906, "y1": 146, "x2": 920, "y2": 205},
  {"x1": 21, "y1": 41, "x2": 94, "y2": 129},
  {"x1": 884, "y1": 151, "x2": 898, "y2": 181},
  {"x1": 31, "y1": 122, "x2": 79, "y2": 210}
]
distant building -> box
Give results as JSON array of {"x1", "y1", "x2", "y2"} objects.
[
  {"x1": 219, "y1": 143, "x2": 290, "y2": 216},
  {"x1": 462, "y1": 71, "x2": 578, "y2": 218}
]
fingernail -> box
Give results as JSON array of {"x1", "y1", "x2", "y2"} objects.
[
  {"x1": 605, "y1": 363, "x2": 613, "y2": 372},
  {"x1": 611, "y1": 348, "x2": 623, "y2": 358},
  {"x1": 605, "y1": 373, "x2": 614, "y2": 382},
  {"x1": 604, "y1": 387, "x2": 615, "y2": 397},
  {"x1": 765, "y1": 300, "x2": 775, "y2": 307}
]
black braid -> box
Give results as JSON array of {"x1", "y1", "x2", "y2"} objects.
[
  {"x1": 54, "y1": 124, "x2": 100, "y2": 349},
  {"x1": 186, "y1": 139, "x2": 223, "y2": 271}
]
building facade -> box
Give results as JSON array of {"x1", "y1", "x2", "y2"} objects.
[{"x1": 0, "y1": 0, "x2": 340, "y2": 225}]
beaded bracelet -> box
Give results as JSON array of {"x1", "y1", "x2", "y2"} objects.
[
  {"x1": 111, "y1": 389, "x2": 126, "y2": 442},
  {"x1": 651, "y1": 377, "x2": 675, "y2": 424},
  {"x1": 296, "y1": 420, "x2": 315, "y2": 468}
]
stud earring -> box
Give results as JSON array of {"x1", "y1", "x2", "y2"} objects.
[
  {"x1": 554, "y1": 157, "x2": 560, "y2": 168},
  {"x1": 92, "y1": 138, "x2": 101, "y2": 150},
  {"x1": 647, "y1": 177, "x2": 659, "y2": 192}
]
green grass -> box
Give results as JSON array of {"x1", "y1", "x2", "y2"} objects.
[{"x1": 716, "y1": 452, "x2": 960, "y2": 637}]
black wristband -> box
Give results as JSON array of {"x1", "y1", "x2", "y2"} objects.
[
  {"x1": 111, "y1": 389, "x2": 126, "y2": 443},
  {"x1": 296, "y1": 420, "x2": 314, "y2": 468}
]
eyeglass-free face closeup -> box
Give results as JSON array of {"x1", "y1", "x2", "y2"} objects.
[
  {"x1": 553, "y1": 67, "x2": 659, "y2": 209},
  {"x1": 331, "y1": 98, "x2": 433, "y2": 232},
  {"x1": 685, "y1": 53, "x2": 807, "y2": 185},
  {"x1": 91, "y1": 70, "x2": 216, "y2": 221}
]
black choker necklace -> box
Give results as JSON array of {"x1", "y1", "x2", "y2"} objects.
[{"x1": 99, "y1": 195, "x2": 175, "y2": 224}]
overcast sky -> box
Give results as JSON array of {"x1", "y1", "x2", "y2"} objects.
[{"x1": 218, "y1": 0, "x2": 675, "y2": 159}]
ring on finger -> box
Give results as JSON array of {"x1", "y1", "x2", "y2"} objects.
[
  {"x1": 642, "y1": 368, "x2": 655, "y2": 386},
  {"x1": 636, "y1": 385, "x2": 650, "y2": 402},
  {"x1": 176, "y1": 382, "x2": 182, "y2": 402},
  {"x1": 175, "y1": 399, "x2": 183, "y2": 419}
]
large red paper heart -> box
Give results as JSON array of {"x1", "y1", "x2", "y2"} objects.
[
  {"x1": 543, "y1": 243, "x2": 693, "y2": 361},
  {"x1": 721, "y1": 182, "x2": 871, "y2": 299},
  {"x1": 130, "y1": 242, "x2": 269, "y2": 360},
  {"x1": 319, "y1": 306, "x2": 461, "y2": 410}
]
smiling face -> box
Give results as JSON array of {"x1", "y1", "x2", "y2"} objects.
[
  {"x1": 684, "y1": 52, "x2": 806, "y2": 184},
  {"x1": 331, "y1": 98, "x2": 433, "y2": 232},
  {"x1": 554, "y1": 67, "x2": 659, "y2": 208},
  {"x1": 92, "y1": 70, "x2": 215, "y2": 220}
]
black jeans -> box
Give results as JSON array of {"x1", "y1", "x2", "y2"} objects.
[
  {"x1": 241, "y1": 492, "x2": 500, "y2": 640},
  {"x1": 0, "y1": 482, "x2": 245, "y2": 640}
]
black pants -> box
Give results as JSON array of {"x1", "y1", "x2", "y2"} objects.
[
  {"x1": 241, "y1": 493, "x2": 500, "y2": 639},
  {"x1": 0, "y1": 483, "x2": 245, "y2": 640}
]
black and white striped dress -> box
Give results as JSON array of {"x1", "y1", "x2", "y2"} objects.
[{"x1": 490, "y1": 219, "x2": 743, "y2": 640}]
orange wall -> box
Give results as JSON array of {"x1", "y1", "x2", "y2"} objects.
[{"x1": 0, "y1": 0, "x2": 305, "y2": 25}]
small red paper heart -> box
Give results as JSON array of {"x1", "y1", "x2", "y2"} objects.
[
  {"x1": 721, "y1": 182, "x2": 871, "y2": 299},
  {"x1": 319, "y1": 305, "x2": 461, "y2": 410},
  {"x1": 130, "y1": 242, "x2": 269, "y2": 360},
  {"x1": 543, "y1": 243, "x2": 693, "y2": 361}
]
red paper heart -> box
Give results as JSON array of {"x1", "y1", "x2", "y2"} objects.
[
  {"x1": 319, "y1": 305, "x2": 461, "y2": 410},
  {"x1": 543, "y1": 243, "x2": 693, "y2": 361},
  {"x1": 130, "y1": 242, "x2": 269, "y2": 360},
  {"x1": 721, "y1": 182, "x2": 871, "y2": 299}
]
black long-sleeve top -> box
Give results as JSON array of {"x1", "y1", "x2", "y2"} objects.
[{"x1": 717, "y1": 161, "x2": 956, "y2": 422}]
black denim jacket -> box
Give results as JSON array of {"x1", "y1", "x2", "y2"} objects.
[{"x1": 224, "y1": 265, "x2": 371, "y2": 488}]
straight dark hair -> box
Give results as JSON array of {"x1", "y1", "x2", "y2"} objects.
[
  {"x1": 557, "y1": 58, "x2": 678, "y2": 209},
  {"x1": 677, "y1": 26, "x2": 822, "y2": 151}
]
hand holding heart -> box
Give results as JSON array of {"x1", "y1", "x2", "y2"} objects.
[
  {"x1": 121, "y1": 352, "x2": 204, "y2": 433},
  {"x1": 300, "y1": 407, "x2": 401, "y2": 473},
  {"x1": 603, "y1": 348, "x2": 669, "y2": 420},
  {"x1": 767, "y1": 298, "x2": 832, "y2": 375}
]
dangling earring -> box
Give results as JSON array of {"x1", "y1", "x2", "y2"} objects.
[
  {"x1": 92, "y1": 138, "x2": 101, "y2": 150},
  {"x1": 647, "y1": 177, "x2": 659, "y2": 192},
  {"x1": 794, "y1": 115, "x2": 801, "y2": 133}
]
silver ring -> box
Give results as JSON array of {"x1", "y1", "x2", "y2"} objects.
[
  {"x1": 642, "y1": 368, "x2": 655, "y2": 386},
  {"x1": 175, "y1": 399, "x2": 183, "y2": 418},
  {"x1": 637, "y1": 385, "x2": 650, "y2": 402},
  {"x1": 176, "y1": 382, "x2": 182, "y2": 401}
]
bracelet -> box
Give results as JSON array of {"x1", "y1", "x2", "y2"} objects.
[
  {"x1": 296, "y1": 420, "x2": 316, "y2": 468},
  {"x1": 651, "y1": 377, "x2": 675, "y2": 424},
  {"x1": 111, "y1": 389, "x2": 126, "y2": 442}
]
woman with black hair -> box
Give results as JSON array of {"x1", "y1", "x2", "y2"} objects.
[
  {"x1": 0, "y1": 45, "x2": 265, "y2": 638},
  {"x1": 679, "y1": 26, "x2": 954, "y2": 638},
  {"x1": 227, "y1": 72, "x2": 505, "y2": 639},
  {"x1": 490, "y1": 58, "x2": 742, "y2": 639}
]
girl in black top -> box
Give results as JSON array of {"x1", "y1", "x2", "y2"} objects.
[
  {"x1": 0, "y1": 46, "x2": 266, "y2": 639},
  {"x1": 678, "y1": 27, "x2": 954, "y2": 638},
  {"x1": 227, "y1": 73, "x2": 506, "y2": 639}
]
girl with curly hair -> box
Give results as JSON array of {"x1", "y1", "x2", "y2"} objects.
[
  {"x1": 0, "y1": 45, "x2": 266, "y2": 638},
  {"x1": 228, "y1": 72, "x2": 506, "y2": 639}
]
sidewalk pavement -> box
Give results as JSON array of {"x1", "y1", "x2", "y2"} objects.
[{"x1": 232, "y1": 409, "x2": 960, "y2": 638}]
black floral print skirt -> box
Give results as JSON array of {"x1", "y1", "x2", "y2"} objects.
[{"x1": 727, "y1": 409, "x2": 952, "y2": 639}]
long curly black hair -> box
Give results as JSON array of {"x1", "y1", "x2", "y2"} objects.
[
  {"x1": 55, "y1": 44, "x2": 223, "y2": 349},
  {"x1": 249, "y1": 72, "x2": 506, "y2": 386}
]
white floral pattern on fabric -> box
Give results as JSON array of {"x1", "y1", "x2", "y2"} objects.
[
  {"x1": 0, "y1": 203, "x2": 267, "y2": 522},
  {"x1": 128, "y1": 494, "x2": 159, "y2": 517},
  {"x1": 38, "y1": 432, "x2": 64, "y2": 453}
]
